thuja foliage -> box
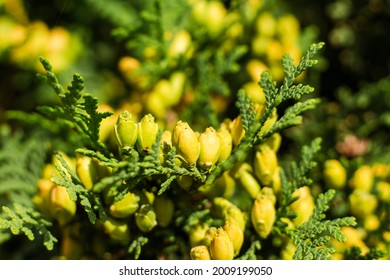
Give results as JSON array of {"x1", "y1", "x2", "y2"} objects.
[
  {"x1": 0, "y1": 126, "x2": 57, "y2": 252},
  {"x1": 0, "y1": 42, "x2": 359, "y2": 259}
]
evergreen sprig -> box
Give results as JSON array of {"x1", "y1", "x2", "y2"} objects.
[
  {"x1": 236, "y1": 89, "x2": 256, "y2": 132},
  {"x1": 237, "y1": 240, "x2": 262, "y2": 260},
  {"x1": 292, "y1": 189, "x2": 357, "y2": 260},
  {"x1": 0, "y1": 203, "x2": 58, "y2": 250},
  {"x1": 206, "y1": 43, "x2": 324, "y2": 185},
  {"x1": 275, "y1": 137, "x2": 322, "y2": 228},
  {"x1": 0, "y1": 128, "x2": 48, "y2": 206},
  {"x1": 128, "y1": 236, "x2": 149, "y2": 260},
  {"x1": 37, "y1": 57, "x2": 113, "y2": 156},
  {"x1": 52, "y1": 152, "x2": 107, "y2": 224}
]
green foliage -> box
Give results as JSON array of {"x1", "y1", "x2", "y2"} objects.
[
  {"x1": 343, "y1": 247, "x2": 385, "y2": 260},
  {"x1": 0, "y1": 203, "x2": 57, "y2": 251},
  {"x1": 237, "y1": 241, "x2": 261, "y2": 260},
  {"x1": 128, "y1": 236, "x2": 149, "y2": 260},
  {"x1": 206, "y1": 43, "x2": 324, "y2": 185},
  {"x1": 37, "y1": 57, "x2": 113, "y2": 156},
  {"x1": 0, "y1": 126, "x2": 48, "y2": 206},
  {"x1": 291, "y1": 190, "x2": 356, "y2": 260},
  {"x1": 275, "y1": 138, "x2": 322, "y2": 226},
  {"x1": 0, "y1": 125, "x2": 53, "y2": 251},
  {"x1": 51, "y1": 152, "x2": 107, "y2": 224}
]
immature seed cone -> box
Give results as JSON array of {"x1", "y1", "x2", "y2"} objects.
[
  {"x1": 217, "y1": 124, "x2": 233, "y2": 162},
  {"x1": 135, "y1": 204, "x2": 157, "y2": 232},
  {"x1": 76, "y1": 155, "x2": 99, "y2": 191},
  {"x1": 323, "y1": 159, "x2": 346, "y2": 189},
  {"x1": 223, "y1": 218, "x2": 244, "y2": 256},
  {"x1": 290, "y1": 186, "x2": 315, "y2": 226},
  {"x1": 103, "y1": 217, "x2": 131, "y2": 242},
  {"x1": 253, "y1": 145, "x2": 278, "y2": 186},
  {"x1": 114, "y1": 110, "x2": 138, "y2": 149},
  {"x1": 189, "y1": 223, "x2": 209, "y2": 247},
  {"x1": 251, "y1": 193, "x2": 276, "y2": 239},
  {"x1": 49, "y1": 185, "x2": 76, "y2": 226},
  {"x1": 349, "y1": 189, "x2": 378, "y2": 219},
  {"x1": 136, "y1": 114, "x2": 159, "y2": 152},
  {"x1": 225, "y1": 205, "x2": 247, "y2": 233},
  {"x1": 349, "y1": 165, "x2": 374, "y2": 192},
  {"x1": 168, "y1": 30, "x2": 193, "y2": 59},
  {"x1": 190, "y1": 245, "x2": 211, "y2": 260},
  {"x1": 109, "y1": 192, "x2": 140, "y2": 219},
  {"x1": 238, "y1": 170, "x2": 261, "y2": 199},
  {"x1": 230, "y1": 115, "x2": 245, "y2": 146},
  {"x1": 203, "y1": 227, "x2": 218, "y2": 247},
  {"x1": 210, "y1": 228, "x2": 234, "y2": 260},
  {"x1": 172, "y1": 120, "x2": 200, "y2": 165},
  {"x1": 153, "y1": 195, "x2": 174, "y2": 228},
  {"x1": 377, "y1": 181, "x2": 390, "y2": 202},
  {"x1": 198, "y1": 127, "x2": 221, "y2": 169}
]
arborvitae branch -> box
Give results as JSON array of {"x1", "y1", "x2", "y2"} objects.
[
  {"x1": 37, "y1": 57, "x2": 113, "y2": 156},
  {"x1": 291, "y1": 189, "x2": 357, "y2": 260},
  {"x1": 0, "y1": 203, "x2": 57, "y2": 250},
  {"x1": 206, "y1": 43, "x2": 324, "y2": 185},
  {"x1": 52, "y1": 152, "x2": 107, "y2": 224}
]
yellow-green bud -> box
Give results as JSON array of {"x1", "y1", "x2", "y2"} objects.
[
  {"x1": 212, "y1": 197, "x2": 247, "y2": 232},
  {"x1": 135, "y1": 204, "x2": 157, "y2": 232},
  {"x1": 190, "y1": 245, "x2": 211, "y2": 260},
  {"x1": 168, "y1": 71, "x2": 186, "y2": 106},
  {"x1": 189, "y1": 223, "x2": 209, "y2": 247},
  {"x1": 103, "y1": 217, "x2": 131, "y2": 242},
  {"x1": 349, "y1": 165, "x2": 374, "y2": 191},
  {"x1": 223, "y1": 218, "x2": 244, "y2": 256},
  {"x1": 49, "y1": 185, "x2": 76, "y2": 225},
  {"x1": 225, "y1": 206, "x2": 247, "y2": 233},
  {"x1": 203, "y1": 227, "x2": 218, "y2": 246},
  {"x1": 349, "y1": 189, "x2": 378, "y2": 218},
  {"x1": 253, "y1": 145, "x2": 278, "y2": 186},
  {"x1": 210, "y1": 228, "x2": 234, "y2": 260},
  {"x1": 256, "y1": 11, "x2": 277, "y2": 37},
  {"x1": 331, "y1": 226, "x2": 369, "y2": 255},
  {"x1": 377, "y1": 181, "x2": 390, "y2": 202},
  {"x1": 323, "y1": 159, "x2": 347, "y2": 189},
  {"x1": 109, "y1": 192, "x2": 140, "y2": 218},
  {"x1": 242, "y1": 82, "x2": 266, "y2": 105},
  {"x1": 238, "y1": 170, "x2": 261, "y2": 199},
  {"x1": 364, "y1": 214, "x2": 380, "y2": 231},
  {"x1": 114, "y1": 110, "x2": 138, "y2": 149},
  {"x1": 372, "y1": 163, "x2": 390, "y2": 179},
  {"x1": 280, "y1": 239, "x2": 296, "y2": 260},
  {"x1": 212, "y1": 197, "x2": 234, "y2": 218},
  {"x1": 262, "y1": 132, "x2": 282, "y2": 152},
  {"x1": 172, "y1": 121, "x2": 200, "y2": 165},
  {"x1": 258, "y1": 108, "x2": 278, "y2": 136},
  {"x1": 198, "y1": 127, "x2": 221, "y2": 169},
  {"x1": 230, "y1": 115, "x2": 245, "y2": 146},
  {"x1": 260, "y1": 187, "x2": 277, "y2": 206},
  {"x1": 168, "y1": 30, "x2": 192, "y2": 58},
  {"x1": 136, "y1": 114, "x2": 159, "y2": 152},
  {"x1": 154, "y1": 195, "x2": 174, "y2": 228},
  {"x1": 75, "y1": 155, "x2": 99, "y2": 191},
  {"x1": 271, "y1": 166, "x2": 282, "y2": 195},
  {"x1": 251, "y1": 193, "x2": 276, "y2": 238},
  {"x1": 201, "y1": 171, "x2": 236, "y2": 199},
  {"x1": 217, "y1": 124, "x2": 233, "y2": 162},
  {"x1": 176, "y1": 175, "x2": 193, "y2": 191},
  {"x1": 159, "y1": 130, "x2": 172, "y2": 164},
  {"x1": 290, "y1": 186, "x2": 315, "y2": 226}
]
